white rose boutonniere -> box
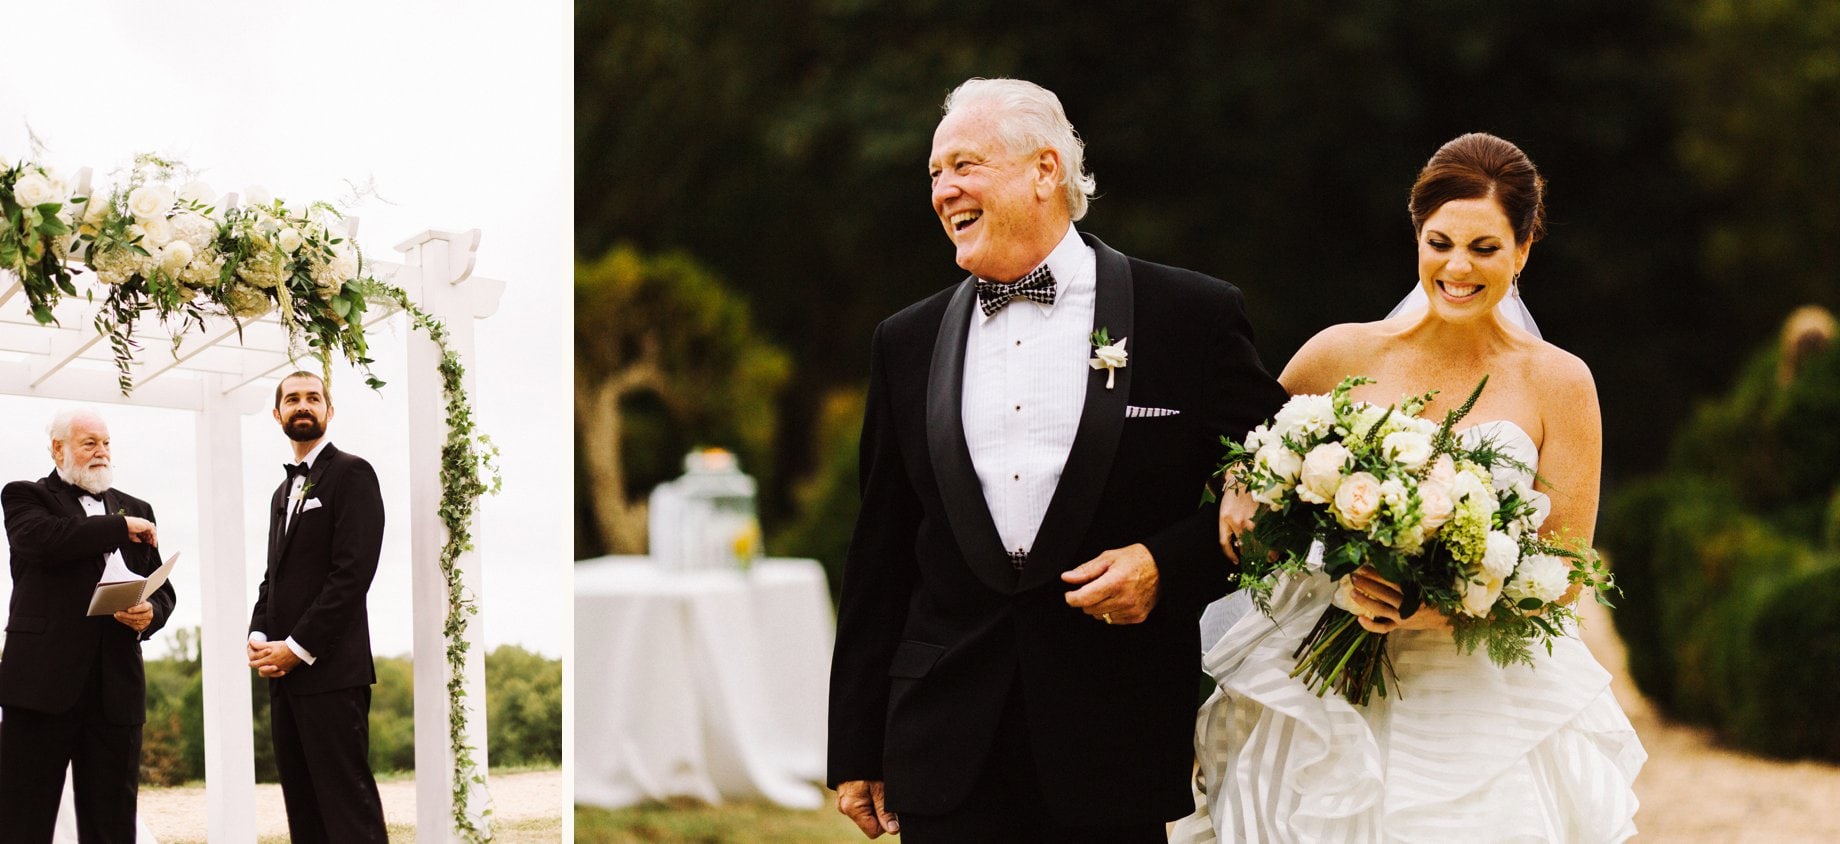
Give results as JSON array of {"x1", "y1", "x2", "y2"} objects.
[{"x1": 1089, "y1": 327, "x2": 1127, "y2": 390}]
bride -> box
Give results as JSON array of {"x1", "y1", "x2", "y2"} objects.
[{"x1": 1176, "y1": 133, "x2": 1645, "y2": 842}]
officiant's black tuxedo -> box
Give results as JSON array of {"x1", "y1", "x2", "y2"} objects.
[
  {"x1": 828, "y1": 234, "x2": 1288, "y2": 827},
  {"x1": 250, "y1": 442, "x2": 387, "y2": 842},
  {"x1": 0, "y1": 471, "x2": 174, "y2": 841}
]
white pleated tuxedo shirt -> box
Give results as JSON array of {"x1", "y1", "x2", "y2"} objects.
[{"x1": 961, "y1": 224, "x2": 1095, "y2": 559}]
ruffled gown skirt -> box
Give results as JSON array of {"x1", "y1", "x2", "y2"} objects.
[{"x1": 1172, "y1": 572, "x2": 1646, "y2": 843}]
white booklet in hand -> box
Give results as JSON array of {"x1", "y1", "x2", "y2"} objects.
[{"x1": 87, "y1": 552, "x2": 179, "y2": 617}]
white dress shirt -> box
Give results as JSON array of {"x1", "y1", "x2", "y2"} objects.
[
  {"x1": 75, "y1": 493, "x2": 137, "y2": 584},
  {"x1": 962, "y1": 224, "x2": 1096, "y2": 559},
  {"x1": 249, "y1": 438, "x2": 332, "y2": 665}
]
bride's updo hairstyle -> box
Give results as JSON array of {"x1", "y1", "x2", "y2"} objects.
[{"x1": 1408, "y1": 133, "x2": 1547, "y2": 246}]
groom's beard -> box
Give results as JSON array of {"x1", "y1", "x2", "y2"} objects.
[
  {"x1": 284, "y1": 412, "x2": 326, "y2": 443},
  {"x1": 57, "y1": 456, "x2": 113, "y2": 495}
]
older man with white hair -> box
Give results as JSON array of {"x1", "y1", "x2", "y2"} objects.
[
  {"x1": 826, "y1": 78, "x2": 1288, "y2": 840},
  {"x1": 0, "y1": 407, "x2": 173, "y2": 842}
]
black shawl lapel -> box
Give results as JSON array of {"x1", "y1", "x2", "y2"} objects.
[
  {"x1": 45, "y1": 472, "x2": 107, "y2": 577},
  {"x1": 926, "y1": 277, "x2": 1020, "y2": 594},
  {"x1": 1016, "y1": 234, "x2": 1134, "y2": 591},
  {"x1": 278, "y1": 443, "x2": 338, "y2": 557}
]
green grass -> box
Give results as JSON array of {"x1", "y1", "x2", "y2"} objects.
[{"x1": 575, "y1": 794, "x2": 866, "y2": 843}]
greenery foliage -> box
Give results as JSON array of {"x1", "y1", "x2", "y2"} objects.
[
  {"x1": 139, "y1": 639, "x2": 561, "y2": 786},
  {"x1": 1599, "y1": 339, "x2": 1840, "y2": 761}
]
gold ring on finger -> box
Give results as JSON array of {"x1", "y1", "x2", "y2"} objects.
[{"x1": 1101, "y1": 612, "x2": 1113, "y2": 625}]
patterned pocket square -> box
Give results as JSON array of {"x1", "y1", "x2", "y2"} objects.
[{"x1": 1125, "y1": 405, "x2": 1179, "y2": 418}]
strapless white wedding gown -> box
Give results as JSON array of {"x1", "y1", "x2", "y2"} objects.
[{"x1": 1173, "y1": 421, "x2": 1646, "y2": 843}]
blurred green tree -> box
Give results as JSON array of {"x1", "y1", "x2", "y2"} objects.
[
  {"x1": 574, "y1": 246, "x2": 791, "y2": 558},
  {"x1": 486, "y1": 645, "x2": 563, "y2": 767}
]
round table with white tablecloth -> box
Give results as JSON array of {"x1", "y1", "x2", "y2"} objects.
[{"x1": 573, "y1": 556, "x2": 834, "y2": 809}]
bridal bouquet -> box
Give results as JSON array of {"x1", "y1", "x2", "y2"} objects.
[{"x1": 1215, "y1": 375, "x2": 1617, "y2": 705}]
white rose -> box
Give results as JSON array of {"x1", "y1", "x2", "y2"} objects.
[
  {"x1": 1450, "y1": 469, "x2": 1498, "y2": 516},
  {"x1": 80, "y1": 194, "x2": 111, "y2": 224},
  {"x1": 1480, "y1": 531, "x2": 1520, "y2": 580},
  {"x1": 243, "y1": 185, "x2": 272, "y2": 208},
  {"x1": 137, "y1": 217, "x2": 175, "y2": 248},
  {"x1": 1504, "y1": 553, "x2": 1572, "y2": 606},
  {"x1": 1273, "y1": 394, "x2": 1336, "y2": 441},
  {"x1": 1333, "y1": 471, "x2": 1383, "y2": 529},
  {"x1": 1459, "y1": 575, "x2": 1504, "y2": 617},
  {"x1": 13, "y1": 171, "x2": 56, "y2": 208},
  {"x1": 178, "y1": 180, "x2": 216, "y2": 205},
  {"x1": 1427, "y1": 453, "x2": 1457, "y2": 488},
  {"x1": 1382, "y1": 430, "x2": 1434, "y2": 470},
  {"x1": 1418, "y1": 481, "x2": 1454, "y2": 530},
  {"x1": 159, "y1": 241, "x2": 194, "y2": 275},
  {"x1": 127, "y1": 183, "x2": 174, "y2": 221},
  {"x1": 1297, "y1": 442, "x2": 1352, "y2": 504},
  {"x1": 277, "y1": 227, "x2": 304, "y2": 253},
  {"x1": 1255, "y1": 443, "x2": 1302, "y2": 485},
  {"x1": 330, "y1": 244, "x2": 358, "y2": 281}
]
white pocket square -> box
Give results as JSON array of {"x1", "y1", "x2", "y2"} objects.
[
  {"x1": 299, "y1": 498, "x2": 323, "y2": 513},
  {"x1": 1125, "y1": 405, "x2": 1179, "y2": 418}
]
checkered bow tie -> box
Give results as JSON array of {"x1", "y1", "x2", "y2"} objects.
[{"x1": 975, "y1": 265, "x2": 1056, "y2": 317}]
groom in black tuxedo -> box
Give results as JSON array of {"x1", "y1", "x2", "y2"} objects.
[
  {"x1": 247, "y1": 370, "x2": 388, "y2": 842},
  {"x1": 827, "y1": 78, "x2": 1288, "y2": 841},
  {"x1": 0, "y1": 408, "x2": 173, "y2": 842}
]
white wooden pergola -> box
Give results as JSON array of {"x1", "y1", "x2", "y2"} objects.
[{"x1": 0, "y1": 173, "x2": 505, "y2": 841}]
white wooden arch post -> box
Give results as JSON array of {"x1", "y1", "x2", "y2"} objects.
[
  {"x1": 0, "y1": 166, "x2": 504, "y2": 840},
  {"x1": 397, "y1": 229, "x2": 504, "y2": 840}
]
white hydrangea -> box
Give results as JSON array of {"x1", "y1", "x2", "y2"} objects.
[
  {"x1": 1480, "y1": 530, "x2": 1520, "y2": 580},
  {"x1": 1273, "y1": 393, "x2": 1336, "y2": 441},
  {"x1": 1504, "y1": 553, "x2": 1572, "y2": 606}
]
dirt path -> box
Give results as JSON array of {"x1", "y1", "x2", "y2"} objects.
[
  {"x1": 141, "y1": 768, "x2": 561, "y2": 842},
  {"x1": 1575, "y1": 600, "x2": 1840, "y2": 841}
]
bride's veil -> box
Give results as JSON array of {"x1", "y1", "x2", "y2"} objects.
[
  {"x1": 1383, "y1": 283, "x2": 1542, "y2": 339},
  {"x1": 1198, "y1": 283, "x2": 1542, "y2": 651}
]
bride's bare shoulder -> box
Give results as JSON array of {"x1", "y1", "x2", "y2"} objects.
[
  {"x1": 1523, "y1": 338, "x2": 1598, "y2": 406},
  {"x1": 1281, "y1": 321, "x2": 1396, "y2": 393}
]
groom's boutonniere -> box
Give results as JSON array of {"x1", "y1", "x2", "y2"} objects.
[
  {"x1": 1089, "y1": 327, "x2": 1128, "y2": 390},
  {"x1": 291, "y1": 480, "x2": 315, "y2": 503}
]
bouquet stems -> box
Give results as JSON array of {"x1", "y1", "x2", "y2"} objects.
[{"x1": 1289, "y1": 606, "x2": 1399, "y2": 706}]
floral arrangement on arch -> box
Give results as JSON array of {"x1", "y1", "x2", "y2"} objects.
[
  {"x1": 1214, "y1": 375, "x2": 1619, "y2": 706},
  {"x1": 4, "y1": 154, "x2": 381, "y2": 393}
]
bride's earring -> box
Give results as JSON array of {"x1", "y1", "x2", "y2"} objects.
[{"x1": 1511, "y1": 273, "x2": 1521, "y2": 300}]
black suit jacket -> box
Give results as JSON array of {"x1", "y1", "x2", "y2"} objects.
[
  {"x1": 250, "y1": 443, "x2": 384, "y2": 695},
  {"x1": 827, "y1": 234, "x2": 1288, "y2": 825},
  {"x1": 0, "y1": 472, "x2": 175, "y2": 724}
]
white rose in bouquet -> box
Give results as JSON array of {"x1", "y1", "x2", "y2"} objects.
[
  {"x1": 158, "y1": 241, "x2": 194, "y2": 275},
  {"x1": 1297, "y1": 442, "x2": 1352, "y2": 504},
  {"x1": 1250, "y1": 444, "x2": 1302, "y2": 506},
  {"x1": 1418, "y1": 480, "x2": 1454, "y2": 530},
  {"x1": 1480, "y1": 530, "x2": 1520, "y2": 580},
  {"x1": 80, "y1": 193, "x2": 111, "y2": 225},
  {"x1": 141, "y1": 217, "x2": 178, "y2": 248},
  {"x1": 1450, "y1": 469, "x2": 1497, "y2": 515},
  {"x1": 330, "y1": 243, "x2": 358, "y2": 282},
  {"x1": 1332, "y1": 471, "x2": 1383, "y2": 529},
  {"x1": 1459, "y1": 574, "x2": 1505, "y2": 617},
  {"x1": 1382, "y1": 430, "x2": 1434, "y2": 470},
  {"x1": 13, "y1": 171, "x2": 58, "y2": 208},
  {"x1": 1273, "y1": 394, "x2": 1336, "y2": 441},
  {"x1": 1427, "y1": 453, "x2": 1457, "y2": 488},
  {"x1": 277, "y1": 227, "x2": 304, "y2": 254},
  {"x1": 1504, "y1": 553, "x2": 1572, "y2": 606},
  {"x1": 127, "y1": 183, "x2": 174, "y2": 221}
]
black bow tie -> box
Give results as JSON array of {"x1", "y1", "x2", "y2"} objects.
[
  {"x1": 283, "y1": 462, "x2": 310, "y2": 479},
  {"x1": 975, "y1": 264, "x2": 1056, "y2": 317}
]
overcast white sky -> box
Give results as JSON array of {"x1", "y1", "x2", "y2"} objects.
[{"x1": 0, "y1": 2, "x2": 571, "y2": 658}]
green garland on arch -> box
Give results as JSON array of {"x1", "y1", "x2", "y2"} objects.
[{"x1": 361, "y1": 278, "x2": 502, "y2": 841}]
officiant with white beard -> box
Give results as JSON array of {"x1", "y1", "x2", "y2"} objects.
[{"x1": 0, "y1": 408, "x2": 173, "y2": 842}]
